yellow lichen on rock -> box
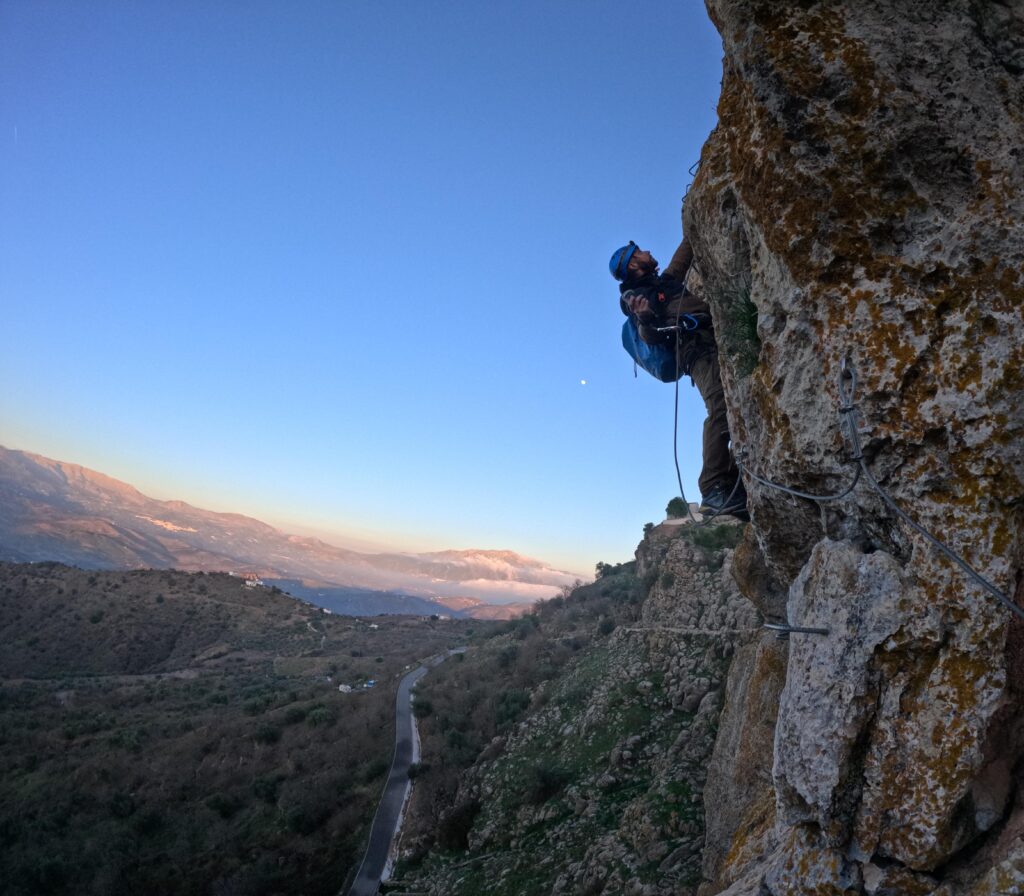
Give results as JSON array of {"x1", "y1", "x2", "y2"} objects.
[
  {"x1": 688, "y1": 1, "x2": 1024, "y2": 892},
  {"x1": 765, "y1": 825, "x2": 863, "y2": 895},
  {"x1": 719, "y1": 790, "x2": 777, "y2": 886}
]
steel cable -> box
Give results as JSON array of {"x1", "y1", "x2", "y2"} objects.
[
  {"x1": 736, "y1": 358, "x2": 1024, "y2": 623},
  {"x1": 736, "y1": 457, "x2": 861, "y2": 503},
  {"x1": 855, "y1": 453, "x2": 1024, "y2": 622}
]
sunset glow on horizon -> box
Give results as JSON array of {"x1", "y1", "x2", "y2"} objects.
[{"x1": 1, "y1": 1, "x2": 723, "y2": 574}]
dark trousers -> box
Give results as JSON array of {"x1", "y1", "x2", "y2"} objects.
[{"x1": 688, "y1": 352, "x2": 738, "y2": 497}]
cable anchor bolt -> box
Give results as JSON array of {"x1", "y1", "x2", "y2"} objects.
[{"x1": 763, "y1": 622, "x2": 830, "y2": 638}]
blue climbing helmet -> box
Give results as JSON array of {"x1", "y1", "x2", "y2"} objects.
[{"x1": 609, "y1": 241, "x2": 638, "y2": 281}]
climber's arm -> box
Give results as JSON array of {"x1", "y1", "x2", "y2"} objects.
[{"x1": 663, "y1": 233, "x2": 694, "y2": 281}]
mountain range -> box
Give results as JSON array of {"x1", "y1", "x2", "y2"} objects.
[{"x1": 0, "y1": 446, "x2": 583, "y2": 613}]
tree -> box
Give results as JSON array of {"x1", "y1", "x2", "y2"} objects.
[{"x1": 666, "y1": 497, "x2": 687, "y2": 518}]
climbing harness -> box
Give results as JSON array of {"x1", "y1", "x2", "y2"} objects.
[
  {"x1": 656, "y1": 314, "x2": 702, "y2": 333},
  {"x1": 734, "y1": 359, "x2": 1024, "y2": 623}
]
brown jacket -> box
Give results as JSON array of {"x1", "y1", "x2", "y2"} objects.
[
  {"x1": 619, "y1": 234, "x2": 717, "y2": 376},
  {"x1": 619, "y1": 235, "x2": 711, "y2": 345}
]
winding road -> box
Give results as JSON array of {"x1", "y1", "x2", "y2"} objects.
[{"x1": 346, "y1": 647, "x2": 465, "y2": 896}]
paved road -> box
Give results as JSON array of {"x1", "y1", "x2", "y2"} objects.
[{"x1": 347, "y1": 648, "x2": 464, "y2": 896}]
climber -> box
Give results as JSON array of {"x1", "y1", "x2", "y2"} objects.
[{"x1": 609, "y1": 234, "x2": 748, "y2": 519}]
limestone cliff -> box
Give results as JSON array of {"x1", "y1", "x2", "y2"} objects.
[
  {"x1": 686, "y1": 1, "x2": 1024, "y2": 893},
  {"x1": 390, "y1": 3, "x2": 1023, "y2": 894}
]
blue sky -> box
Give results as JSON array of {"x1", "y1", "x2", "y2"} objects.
[{"x1": 1, "y1": 1, "x2": 724, "y2": 575}]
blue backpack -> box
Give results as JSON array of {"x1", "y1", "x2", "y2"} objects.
[{"x1": 621, "y1": 318, "x2": 680, "y2": 382}]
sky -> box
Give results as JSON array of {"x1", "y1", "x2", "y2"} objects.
[{"x1": 1, "y1": 0, "x2": 724, "y2": 576}]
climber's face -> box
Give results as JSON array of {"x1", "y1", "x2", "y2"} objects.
[{"x1": 628, "y1": 248, "x2": 658, "y2": 277}]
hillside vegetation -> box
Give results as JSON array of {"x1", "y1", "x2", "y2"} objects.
[
  {"x1": 393, "y1": 519, "x2": 758, "y2": 895},
  {"x1": 0, "y1": 562, "x2": 476, "y2": 896}
]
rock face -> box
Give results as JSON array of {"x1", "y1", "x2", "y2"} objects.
[
  {"x1": 686, "y1": 1, "x2": 1024, "y2": 892},
  {"x1": 391, "y1": 4, "x2": 1022, "y2": 893}
]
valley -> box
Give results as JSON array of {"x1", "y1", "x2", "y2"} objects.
[{"x1": 0, "y1": 562, "x2": 477, "y2": 895}]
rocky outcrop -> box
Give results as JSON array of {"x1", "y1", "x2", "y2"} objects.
[
  {"x1": 700, "y1": 632, "x2": 786, "y2": 891},
  {"x1": 687, "y1": 1, "x2": 1024, "y2": 892},
  {"x1": 394, "y1": 519, "x2": 759, "y2": 896}
]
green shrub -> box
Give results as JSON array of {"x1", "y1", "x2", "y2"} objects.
[
  {"x1": 495, "y1": 689, "x2": 530, "y2": 730},
  {"x1": 557, "y1": 683, "x2": 590, "y2": 709},
  {"x1": 666, "y1": 497, "x2": 688, "y2": 518},
  {"x1": 688, "y1": 523, "x2": 744, "y2": 554},
  {"x1": 436, "y1": 800, "x2": 480, "y2": 851},
  {"x1": 524, "y1": 760, "x2": 571, "y2": 804},
  {"x1": 305, "y1": 705, "x2": 336, "y2": 727},
  {"x1": 108, "y1": 726, "x2": 145, "y2": 753},
  {"x1": 253, "y1": 775, "x2": 282, "y2": 804},
  {"x1": 718, "y1": 286, "x2": 761, "y2": 378},
  {"x1": 445, "y1": 729, "x2": 470, "y2": 751},
  {"x1": 511, "y1": 617, "x2": 537, "y2": 640},
  {"x1": 283, "y1": 705, "x2": 308, "y2": 725},
  {"x1": 362, "y1": 757, "x2": 389, "y2": 782},
  {"x1": 205, "y1": 792, "x2": 243, "y2": 819},
  {"x1": 244, "y1": 694, "x2": 272, "y2": 715},
  {"x1": 284, "y1": 800, "x2": 331, "y2": 835},
  {"x1": 254, "y1": 723, "x2": 281, "y2": 745},
  {"x1": 496, "y1": 645, "x2": 519, "y2": 669}
]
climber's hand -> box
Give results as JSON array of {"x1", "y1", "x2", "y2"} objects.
[{"x1": 626, "y1": 294, "x2": 653, "y2": 318}]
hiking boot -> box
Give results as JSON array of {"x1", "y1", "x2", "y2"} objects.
[{"x1": 699, "y1": 482, "x2": 749, "y2": 521}]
